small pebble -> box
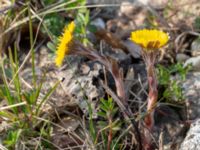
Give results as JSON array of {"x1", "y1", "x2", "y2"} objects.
[
  {"x1": 176, "y1": 53, "x2": 190, "y2": 63},
  {"x1": 180, "y1": 119, "x2": 200, "y2": 150},
  {"x1": 90, "y1": 18, "x2": 105, "y2": 29},
  {"x1": 184, "y1": 56, "x2": 200, "y2": 71},
  {"x1": 191, "y1": 38, "x2": 200, "y2": 57}
]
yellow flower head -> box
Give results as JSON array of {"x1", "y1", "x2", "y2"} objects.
[
  {"x1": 130, "y1": 29, "x2": 169, "y2": 50},
  {"x1": 55, "y1": 21, "x2": 75, "y2": 67}
]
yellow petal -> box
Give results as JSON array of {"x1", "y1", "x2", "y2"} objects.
[
  {"x1": 130, "y1": 29, "x2": 169, "y2": 50},
  {"x1": 55, "y1": 22, "x2": 75, "y2": 67}
]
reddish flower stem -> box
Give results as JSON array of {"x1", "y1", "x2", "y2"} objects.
[
  {"x1": 145, "y1": 64, "x2": 158, "y2": 129},
  {"x1": 107, "y1": 117, "x2": 113, "y2": 150},
  {"x1": 142, "y1": 62, "x2": 158, "y2": 150}
]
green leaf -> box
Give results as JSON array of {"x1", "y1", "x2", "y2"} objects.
[
  {"x1": 35, "y1": 80, "x2": 60, "y2": 116},
  {"x1": 112, "y1": 107, "x2": 118, "y2": 116},
  {"x1": 99, "y1": 104, "x2": 109, "y2": 112},
  {"x1": 98, "y1": 121, "x2": 107, "y2": 128},
  {"x1": 97, "y1": 111, "x2": 107, "y2": 118},
  {"x1": 4, "y1": 129, "x2": 22, "y2": 148},
  {"x1": 43, "y1": 0, "x2": 56, "y2": 5},
  {"x1": 47, "y1": 41, "x2": 56, "y2": 52},
  {"x1": 42, "y1": 13, "x2": 65, "y2": 36},
  {"x1": 194, "y1": 17, "x2": 200, "y2": 29}
]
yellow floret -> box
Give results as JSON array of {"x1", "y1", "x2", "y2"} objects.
[
  {"x1": 55, "y1": 22, "x2": 75, "y2": 67},
  {"x1": 130, "y1": 29, "x2": 169, "y2": 50}
]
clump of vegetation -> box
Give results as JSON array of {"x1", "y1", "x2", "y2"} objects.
[
  {"x1": 97, "y1": 98, "x2": 121, "y2": 150},
  {"x1": 0, "y1": 48, "x2": 59, "y2": 149},
  {"x1": 157, "y1": 63, "x2": 191, "y2": 102},
  {"x1": 0, "y1": 0, "x2": 89, "y2": 149}
]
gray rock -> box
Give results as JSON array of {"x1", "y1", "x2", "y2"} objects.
[
  {"x1": 123, "y1": 40, "x2": 141, "y2": 58},
  {"x1": 184, "y1": 56, "x2": 200, "y2": 71},
  {"x1": 90, "y1": 18, "x2": 105, "y2": 29},
  {"x1": 119, "y1": 1, "x2": 136, "y2": 16},
  {"x1": 180, "y1": 119, "x2": 200, "y2": 150},
  {"x1": 182, "y1": 72, "x2": 200, "y2": 119},
  {"x1": 191, "y1": 38, "x2": 200, "y2": 57},
  {"x1": 176, "y1": 53, "x2": 190, "y2": 63}
]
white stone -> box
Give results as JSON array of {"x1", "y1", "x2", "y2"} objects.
[
  {"x1": 182, "y1": 72, "x2": 200, "y2": 119},
  {"x1": 191, "y1": 38, "x2": 200, "y2": 57},
  {"x1": 176, "y1": 53, "x2": 190, "y2": 63},
  {"x1": 184, "y1": 56, "x2": 200, "y2": 71},
  {"x1": 180, "y1": 119, "x2": 200, "y2": 150},
  {"x1": 119, "y1": 1, "x2": 135, "y2": 16}
]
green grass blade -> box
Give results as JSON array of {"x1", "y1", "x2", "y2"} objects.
[{"x1": 35, "y1": 80, "x2": 60, "y2": 116}]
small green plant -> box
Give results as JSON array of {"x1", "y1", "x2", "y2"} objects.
[
  {"x1": 0, "y1": 47, "x2": 59, "y2": 148},
  {"x1": 42, "y1": 0, "x2": 87, "y2": 36},
  {"x1": 157, "y1": 63, "x2": 190, "y2": 102},
  {"x1": 75, "y1": 1, "x2": 90, "y2": 45},
  {"x1": 3, "y1": 129, "x2": 22, "y2": 149},
  {"x1": 194, "y1": 17, "x2": 200, "y2": 29},
  {"x1": 96, "y1": 97, "x2": 121, "y2": 150},
  {"x1": 43, "y1": 13, "x2": 66, "y2": 37},
  {"x1": 46, "y1": 0, "x2": 90, "y2": 52},
  {"x1": 0, "y1": 3, "x2": 59, "y2": 147}
]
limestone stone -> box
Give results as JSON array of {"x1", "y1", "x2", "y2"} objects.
[{"x1": 180, "y1": 119, "x2": 200, "y2": 150}]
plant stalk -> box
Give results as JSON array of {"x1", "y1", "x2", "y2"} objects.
[
  {"x1": 107, "y1": 117, "x2": 113, "y2": 150},
  {"x1": 144, "y1": 63, "x2": 158, "y2": 129}
]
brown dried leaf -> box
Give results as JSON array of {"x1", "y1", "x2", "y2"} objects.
[{"x1": 95, "y1": 29, "x2": 129, "y2": 53}]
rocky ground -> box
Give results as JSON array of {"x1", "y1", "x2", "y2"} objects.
[{"x1": 1, "y1": 0, "x2": 200, "y2": 149}]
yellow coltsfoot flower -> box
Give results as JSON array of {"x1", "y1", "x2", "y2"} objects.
[
  {"x1": 130, "y1": 29, "x2": 169, "y2": 130},
  {"x1": 130, "y1": 29, "x2": 169, "y2": 50},
  {"x1": 55, "y1": 21, "x2": 75, "y2": 67}
]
